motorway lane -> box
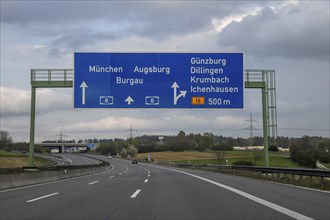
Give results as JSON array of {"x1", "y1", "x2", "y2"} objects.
[
  {"x1": 142, "y1": 164, "x2": 329, "y2": 220},
  {"x1": 0, "y1": 159, "x2": 147, "y2": 219},
  {"x1": 57, "y1": 153, "x2": 101, "y2": 166},
  {"x1": 1, "y1": 158, "x2": 329, "y2": 220},
  {"x1": 34, "y1": 154, "x2": 68, "y2": 166},
  {"x1": 110, "y1": 163, "x2": 291, "y2": 220},
  {"x1": 186, "y1": 168, "x2": 329, "y2": 220}
]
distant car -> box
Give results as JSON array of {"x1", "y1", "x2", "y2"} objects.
[
  {"x1": 108, "y1": 156, "x2": 112, "y2": 159},
  {"x1": 132, "y1": 159, "x2": 138, "y2": 164}
]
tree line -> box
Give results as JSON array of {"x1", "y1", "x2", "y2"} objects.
[
  {"x1": 1, "y1": 130, "x2": 329, "y2": 168},
  {"x1": 289, "y1": 136, "x2": 330, "y2": 168}
]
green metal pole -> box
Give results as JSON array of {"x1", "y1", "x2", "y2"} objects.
[
  {"x1": 262, "y1": 87, "x2": 269, "y2": 167},
  {"x1": 28, "y1": 86, "x2": 36, "y2": 167}
]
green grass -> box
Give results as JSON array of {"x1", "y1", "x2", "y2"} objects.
[
  {"x1": 176, "y1": 159, "x2": 219, "y2": 165},
  {"x1": 176, "y1": 152, "x2": 300, "y2": 168},
  {"x1": 139, "y1": 150, "x2": 300, "y2": 168},
  {"x1": 34, "y1": 157, "x2": 56, "y2": 167},
  {"x1": 0, "y1": 151, "x2": 25, "y2": 157},
  {"x1": 0, "y1": 151, "x2": 55, "y2": 168}
]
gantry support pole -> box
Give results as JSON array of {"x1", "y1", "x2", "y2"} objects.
[
  {"x1": 245, "y1": 79, "x2": 270, "y2": 167},
  {"x1": 262, "y1": 87, "x2": 269, "y2": 167},
  {"x1": 29, "y1": 86, "x2": 36, "y2": 167},
  {"x1": 29, "y1": 69, "x2": 73, "y2": 166}
]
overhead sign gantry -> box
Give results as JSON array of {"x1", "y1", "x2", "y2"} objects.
[
  {"x1": 29, "y1": 54, "x2": 277, "y2": 167},
  {"x1": 74, "y1": 53, "x2": 244, "y2": 108}
]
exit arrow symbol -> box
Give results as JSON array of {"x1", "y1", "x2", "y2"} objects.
[
  {"x1": 172, "y1": 82, "x2": 187, "y2": 105},
  {"x1": 80, "y1": 81, "x2": 88, "y2": 105},
  {"x1": 125, "y1": 96, "x2": 134, "y2": 105}
]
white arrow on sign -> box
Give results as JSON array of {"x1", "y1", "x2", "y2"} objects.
[
  {"x1": 80, "y1": 81, "x2": 88, "y2": 105},
  {"x1": 172, "y1": 82, "x2": 187, "y2": 105},
  {"x1": 125, "y1": 96, "x2": 134, "y2": 105}
]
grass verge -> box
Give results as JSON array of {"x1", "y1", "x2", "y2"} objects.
[
  {"x1": 0, "y1": 152, "x2": 55, "y2": 169},
  {"x1": 137, "y1": 151, "x2": 299, "y2": 168}
]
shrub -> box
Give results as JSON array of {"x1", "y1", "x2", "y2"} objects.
[{"x1": 269, "y1": 145, "x2": 279, "y2": 152}]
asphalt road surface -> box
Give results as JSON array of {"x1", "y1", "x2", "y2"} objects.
[{"x1": 1, "y1": 157, "x2": 329, "y2": 220}]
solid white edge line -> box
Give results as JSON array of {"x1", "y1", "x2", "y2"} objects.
[
  {"x1": 117, "y1": 162, "x2": 129, "y2": 172},
  {"x1": 147, "y1": 165, "x2": 314, "y2": 220},
  {"x1": 88, "y1": 181, "x2": 99, "y2": 185},
  {"x1": 130, "y1": 189, "x2": 141, "y2": 198},
  {"x1": 26, "y1": 192, "x2": 59, "y2": 203}
]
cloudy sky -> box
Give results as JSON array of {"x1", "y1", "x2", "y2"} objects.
[{"x1": 1, "y1": 0, "x2": 329, "y2": 142}]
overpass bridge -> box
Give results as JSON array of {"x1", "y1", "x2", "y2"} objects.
[{"x1": 41, "y1": 143, "x2": 97, "y2": 153}]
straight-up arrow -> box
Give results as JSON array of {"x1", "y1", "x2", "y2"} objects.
[
  {"x1": 171, "y1": 82, "x2": 179, "y2": 101},
  {"x1": 172, "y1": 82, "x2": 187, "y2": 105},
  {"x1": 125, "y1": 96, "x2": 134, "y2": 105},
  {"x1": 80, "y1": 81, "x2": 88, "y2": 105}
]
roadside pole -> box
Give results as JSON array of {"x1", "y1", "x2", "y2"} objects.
[
  {"x1": 262, "y1": 87, "x2": 269, "y2": 167},
  {"x1": 29, "y1": 86, "x2": 36, "y2": 167}
]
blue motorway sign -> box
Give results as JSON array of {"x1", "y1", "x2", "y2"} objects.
[{"x1": 74, "y1": 53, "x2": 243, "y2": 108}]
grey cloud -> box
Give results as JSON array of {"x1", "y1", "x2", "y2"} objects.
[
  {"x1": 48, "y1": 48, "x2": 62, "y2": 58},
  {"x1": 52, "y1": 31, "x2": 116, "y2": 48},
  {"x1": 46, "y1": 30, "x2": 118, "y2": 57},
  {"x1": 123, "y1": 2, "x2": 278, "y2": 40},
  {"x1": 218, "y1": 2, "x2": 329, "y2": 60},
  {"x1": 1, "y1": 1, "x2": 110, "y2": 25},
  {"x1": 0, "y1": 87, "x2": 71, "y2": 118},
  {"x1": 1, "y1": 1, "x2": 282, "y2": 39}
]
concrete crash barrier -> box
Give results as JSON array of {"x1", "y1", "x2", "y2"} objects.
[
  {"x1": 0, "y1": 165, "x2": 111, "y2": 190},
  {"x1": 8, "y1": 173, "x2": 36, "y2": 188},
  {"x1": 33, "y1": 170, "x2": 60, "y2": 184},
  {"x1": 0, "y1": 175, "x2": 13, "y2": 190}
]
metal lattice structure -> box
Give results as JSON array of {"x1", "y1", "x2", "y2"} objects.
[
  {"x1": 245, "y1": 69, "x2": 278, "y2": 166},
  {"x1": 31, "y1": 69, "x2": 73, "y2": 87}
]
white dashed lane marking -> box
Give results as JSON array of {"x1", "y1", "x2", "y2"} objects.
[
  {"x1": 130, "y1": 189, "x2": 141, "y2": 198},
  {"x1": 26, "y1": 192, "x2": 59, "y2": 203},
  {"x1": 88, "y1": 181, "x2": 99, "y2": 185}
]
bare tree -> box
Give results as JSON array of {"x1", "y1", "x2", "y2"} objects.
[
  {"x1": 127, "y1": 145, "x2": 138, "y2": 158},
  {"x1": 214, "y1": 150, "x2": 226, "y2": 165},
  {"x1": 120, "y1": 148, "x2": 127, "y2": 158},
  {"x1": 0, "y1": 130, "x2": 13, "y2": 150}
]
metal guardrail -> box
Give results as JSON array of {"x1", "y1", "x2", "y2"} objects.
[
  {"x1": 161, "y1": 163, "x2": 330, "y2": 188},
  {"x1": 172, "y1": 164, "x2": 330, "y2": 177}
]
